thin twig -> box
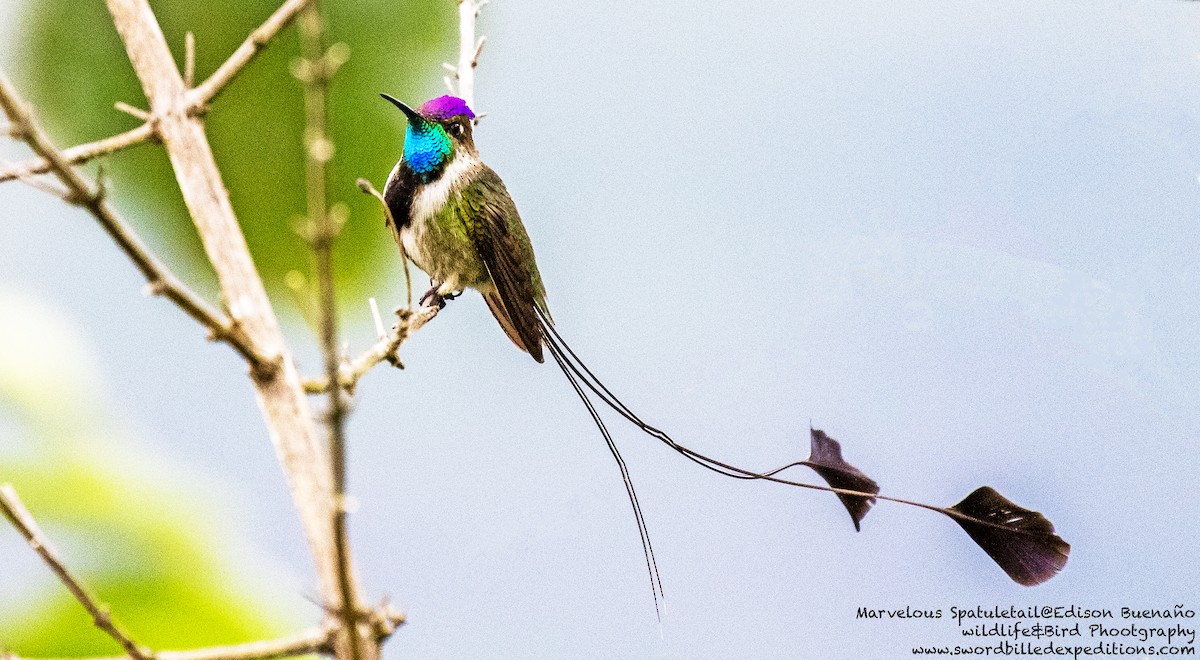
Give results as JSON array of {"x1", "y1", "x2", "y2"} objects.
[
  {"x1": 368, "y1": 298, "x2": 386, "y2": 340},
  {"x1": 303, "y1": 304, "x2": 440, "y2": 394},
  {"x1": 184, "y1": 32, "x2": 197, "y2": 88},
  {"x1": 356, "y1": 178, "x2": 411, "y2": 309},
  {"x1": 472, "y1": 36, "x2": 487, "y2": 68},
  {"x1": 155, "y1": 627, "x2": 332, "y2": 660},
  {"x1": 0, "y1": 610, "x2": 407, "y2": 660},
  {"x1": 190, "y1": 0, "x2": 312, "y2": 107},
  {"x1": 21, "y1": 627, "x2": 332, "y2": 660},
  {"x1": 0, "y1": 166, "x2": 70, "y2": 198},
  {"x1": 0, "y1": 122, "x2": 156, "y2": 183},
  {"x1": 114, "y1": 101, "x2": 151, "y2": 121},
  {"x1": 0, "y1": 69, "x2": 277, "y2": 374},
  {"x1": 296, "y1": 5, "x2": 365, "y2": 660},
  {"x1": 0, "y1": 484, "x2": 150, "y2": 660}
]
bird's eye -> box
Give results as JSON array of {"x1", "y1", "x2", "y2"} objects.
[{"x1": 448, "y1": 123, "x2": 463, "y2": 137}]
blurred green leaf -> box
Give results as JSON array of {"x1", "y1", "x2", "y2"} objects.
[
  {"x1": 0, "y1": 290, "x2": 108, "y2": 438},
  {"x1": 14, "y1": 0, "x2": 452, "y2": 321},
  {"x1": 0, "y1": 290, "x2": 305, "y2": 653}
]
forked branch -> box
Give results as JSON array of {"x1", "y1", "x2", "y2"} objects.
[
  {"x1": 302, "y1": 303, "x2": 441, "y2": 395},
  {"x1": 1, "y1": 1, "x2": 468, "y2": 658},
  {"x1": 0, "y1": 69, "x2": 276, "y2": 373},
  {"x1": 101, "y1": 2, "x2": 348, "y2": 657},
  {"x1": 0, "y1": 0, "x2": 310, "y2": 184},
  {"x1": 190, "y1": 0, "x2": 312, "y2": 108}
]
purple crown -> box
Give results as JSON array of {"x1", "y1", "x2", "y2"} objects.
[{"x1": 418, "y1": 95, "x2": 476, "y2": 121}]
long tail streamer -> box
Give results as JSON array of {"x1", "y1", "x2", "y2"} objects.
[
  {"x1": 534, "y1": 306, "x2": 1070, "y2": 612},
  {"x1": 535, "y1": 307, "x2": 828, "y2": 617}
]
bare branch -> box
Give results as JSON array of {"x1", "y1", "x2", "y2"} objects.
[
  {"x1": 114, "y1": 101, "x2": 152, "y2": 121},
  {"x1": 184, "y1": 32, "x2": 197, "y2": 88},
  {"x1": 2, "y1": 0, "x2": 311, "y2": 185},
  {"x1": 2, "y1": 2, "x2": 429, "y2": 658},
  {"x1": 0, "y1": 69, "x2": 275, "y2": 372},
  {"x1": 0, "y1": 484, "x2": 150, "y2": 660},
  {"x1": 472, "y1": 36, "x2": 487, "y2": 68},
  {"x1": 0, "y1": 122, "x2": 156, "y2": 183},
  {"x1": 0, "y1": 611, "x2": 405, "y2": 660},
  {"x1": 2, "y1": 3, "x2": 461, "y2": 657},
  {"x1": 303, "y1": 304, "x2": 440, "y2": 395},
  {"x1": 102, "y1": 5, "x2": 342, "y2": 653},
  {"x1": 23, "y1": 627, "x2": 331, "y2": 660},
  {"x1": 0, "y1": 166, "x2": 70, "y2": 198},
  {"x1": 368, "y1": 298, "x2": 386, "y2": 339},
  {"x1": 151, "y1": 627, "x2": 332, "y2": 660},
  {"x1": 190, "y1": 0, "x2": 312, "y2": 107},
  {"x1": 296, "y1": 4, "x2": 369, "y2": 660},
  {"x1": 454, "y1": 0, "x2": 487, "y2": 110}
]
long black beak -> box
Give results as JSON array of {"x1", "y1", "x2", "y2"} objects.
[{"x1": 380, "y1": 93, "x2": 424, "y2": 128}]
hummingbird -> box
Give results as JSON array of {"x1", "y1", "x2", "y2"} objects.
[
  {"x1": 377, "y1": 97, "x2": 1068, "y2": 612},
  {"x1": 380, "y1": 94, "x2": 547, "y2": 362},
  {"x1": 380, "y1": 92, "x2": 678, "y2": 611},
  {"x1": 379, "y1": 94, "x2": 842, "y2": 617}
]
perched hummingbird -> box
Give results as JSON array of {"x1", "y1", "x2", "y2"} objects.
[
  {"x1": 381, "y1": 94, "x2": 547, "y2": 363},
  {"x1": 380, "y1": 92, "x2": 672, "y2": 610},
  {"x1": 378, "y1": 98, "x2": 1068, "y2": 611},
  {"x1": 379, "y1": 94, "x2": 808, "y2": 616}
]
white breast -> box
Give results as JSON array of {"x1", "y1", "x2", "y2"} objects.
[{"x1": 410, "y1": 151, "x2": 478, "y2": 225}]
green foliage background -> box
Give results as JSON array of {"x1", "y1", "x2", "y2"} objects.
[
  {"x1": 1, "y1": 0, "x2": 453, "y2": 652},
  {"x1": 12, "y1": 0, "x2": 453, "y2": 317},
  {"x1": 0, "y1": 290, "x2": 299, "y2": 653}
]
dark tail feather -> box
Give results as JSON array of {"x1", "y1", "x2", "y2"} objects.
[
  {"x1": 485, "y1": 292, "x2": 544, "y2": 363},
  {"x1": 535, "y1": 307, "x2": 787, "y2": 482},
  {"x1": 535, "y1": 307, "x2": 857, "y2": 617},
  {"x1": 544, "y1": 335, "x2": 664, "y2": 619},
  {"x1": 536, "y1": 310, "x2": 1071, "y2": 594}
]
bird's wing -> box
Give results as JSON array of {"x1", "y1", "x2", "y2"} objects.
[{"x1": 460, "y1": 166, "x2": 546, "y2": 363}]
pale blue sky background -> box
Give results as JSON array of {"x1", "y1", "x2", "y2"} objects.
[{"x1": 3, "y1": 1, "x2": 1200, "y2": 658}]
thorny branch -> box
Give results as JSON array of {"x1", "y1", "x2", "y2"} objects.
[
  {"x1": 0, "y1": 485, "x2": 150, "y2": 660},
  {"x1": 0, "y1": 69, "x2": 277, "y2": 374}
]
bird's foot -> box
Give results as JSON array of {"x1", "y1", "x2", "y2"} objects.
[
  {"x1": 419, "y1": 285, "x2": 446, "y2": 310},
  {"x1": 419, "y1": 285, "x2": 465, "y2": 310}
]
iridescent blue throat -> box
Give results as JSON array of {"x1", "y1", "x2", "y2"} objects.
[{"x1": 404, "y1": 123, "x2": 452, "y2": 181}]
